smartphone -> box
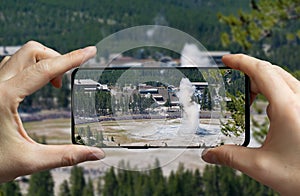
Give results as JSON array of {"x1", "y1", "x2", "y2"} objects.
[{"x1": 71, "y1": 67, "x2": 250, "y2": 149}]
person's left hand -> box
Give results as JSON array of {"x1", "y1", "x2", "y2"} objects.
[{"x1": 0, "y1": 41, "x2": 104, "y2": 183}]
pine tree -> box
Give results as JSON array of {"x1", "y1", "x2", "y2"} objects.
[
  {"x1": 83, "y1": 178, "x2": 94, "y2": 196},
  {"x1": 192, "y1": 169, "x2": 204, "y2": 195},
  {"x1": 56, "y1": 75, "x2": 70, "y2": 108},
  {"x1": 102, "y1": 167, "x2": 118, "y2": 196},
  {"x1": 0, "y1": 181, "x2": 21, "y2": 196},
  {"x1": 70, "y1": 166, "x2": 86, "y2": 196},
  {"x1": 58, "y1": 180, "x2": 71, "y2": 196},
  {"x1": 202, "y1": 165, "x2": 221, "y2": 196},
  {"x1": 150, "y1": 159, "x2": 166, "y2": 195},
  {"x1": 27, "y1": 170, "x2": 54, "y2": 196}
]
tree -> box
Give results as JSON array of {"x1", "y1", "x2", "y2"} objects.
[
  {"x1": 83, "y1": 178, "x2": 94, "y2": 196},
  {"x1": 95, "y1": 91, "x2": 112, "y2": 116},
  {"x1": 70, "y1": 166, "x2": 86, "y2": 196},
  {"x1": 86, "y1": 125, "x2": 93, "y2": 145},
  {"x1": 95, "y1": 131, "x2": 105, "y2": 147},
  {"x1": 150, "y1": 159, "x2": 167, "y2": 196},
  {"x1": 192, "y1": 169, "x2": 203, "y2": 195},
  {"x1": 58, "y1": 180, "x2": 71, "y2": 196},
  {"x1": 102, "y1": 167, "x2": 118, "y2": 196},
  {"x1": 27, "y1": 170, "x2": 54, "y2": 196},
  {"x1": 221, "y1": 92, "x2": 246, "y2": 138},
  {"x1": 56, "y1": 75, "x2": 71, "y2": 108},
  {"x1": 0, "y1": 181, "x2": 21, "y2": 196},
  {"x1": 219, "y1": 0, "x2": 300, "y2": 50},
  {"x1": 218, "y1": 0, "x2": 300, "y2": 144}
]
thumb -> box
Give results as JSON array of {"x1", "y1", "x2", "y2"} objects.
[
  {"x1": 201, "y1": 145, "x2": 260, "y2": 174},
  {"x1": 29, "y1": 144, "x2": 105, "y2": 171}
]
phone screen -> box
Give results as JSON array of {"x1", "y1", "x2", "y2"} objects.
[{"x1": 71, "y1": 67, "x2": 250, "y2": 148}]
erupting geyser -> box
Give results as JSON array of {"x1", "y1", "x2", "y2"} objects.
[{"x1": 177, "y1": 78, "x2": 207, "y2": 135}]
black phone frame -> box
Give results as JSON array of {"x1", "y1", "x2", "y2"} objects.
[{"x1": 71, "y1": 67, "x2": 250, "y2": 149}]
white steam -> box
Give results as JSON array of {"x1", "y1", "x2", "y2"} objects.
[
  {"x1": 177, "y1": 78, "x2": 200, "y2": 134},
  {"x1": 180, "y1": 43, "x2": 210, "y2": 67}
]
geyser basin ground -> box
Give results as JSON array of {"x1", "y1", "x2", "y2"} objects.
[{"x1": 76, "y1": 118, "x2": 244, "y2": 148}]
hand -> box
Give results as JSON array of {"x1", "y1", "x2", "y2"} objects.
[
  {"x1": 201, "y1": 54, "x2": 300, "y2": 195},
  {"x1": 0, "y1": 41, "x2": 104, "y2": 183}
]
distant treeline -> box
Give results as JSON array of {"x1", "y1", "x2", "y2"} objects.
[
  {"x1": 100, "y1": 161, "x2": 277, "y2": 196},
  {"x1": 0, "y1": 0, "x2": 249, "y2": 53},
  {"x1": 0, "y1": 160, "x2": 278, "y2": 196}
]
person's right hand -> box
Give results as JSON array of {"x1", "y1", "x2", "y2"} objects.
[{"x1": 202, "y1": 54, "x2": 300, "y2": 195}]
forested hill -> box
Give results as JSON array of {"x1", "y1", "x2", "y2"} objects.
[
  {"x1": 1, "y1": 0, "x2": 300, "y2": 71},
  {"x1": 0, "y1": 0, "x2": 249, "y2": 53}
]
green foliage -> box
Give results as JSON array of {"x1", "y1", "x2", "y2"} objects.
[
  {"x1": 95, "y1": 91, "x2": 112, "y2": 116},
  {"x1": 221, "y1": 92, "x2": 246, "y2": 137},
  {"x1": 252, "y1": 102, "x2": 270, "y2": 144},
  {"x1": 19, "y1": 75, "x2": 70, "y2": 112},
  {"x1": 102, "y1": 167, "x2": 118, "y2": 196},
  {"x1": 219, "y1": 0, "x2": 300, "y2": 50},
  {"x1": 98, "y1": 162, "x2": 277, "y2": 196},
  {"x1": 27, "y1": 170, "x2": 54, "y2": 196},
  {"x1": 83, "y1": 178, "x2": 94, "y2": 196},
  {"x1": 0, "y1": 0, "x2": 250, "y2": 53},
  {"x1": 219, "y1": 0, "x2": 300, "y2": 71},
  {"x1": 53, "y1": 160, "x2": 278, "y2": 195},
  {"x1": 58, "y1": 180, "x2": 71, "y2": 196},
  {"x1": 70, "y1": 166, "x2": 86, "y2": 196},
  {"x1": 0, "y1": 181, "x2": 21, "y2": 196},
  {"x1": 220, "y1": 69, "x2": 246, "y2": 138}
]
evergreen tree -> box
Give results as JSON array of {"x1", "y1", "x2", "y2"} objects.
[
  {"x1": 27, "y1": 170, "x2": 54, "y2": 196},
  {"x1": 70, "y1": 166, "x2": 86, "y2": 196},
  {"x1": 83, "y1": 178, "x2": 94, "y2": 196},
  {"x1": 58, "y1": 180, "x2": 71, "y2": 196},
  {"x1": 167, "y1": 171, "x2": 179, "y2": 196},
  {"x1": 102, "y1": 167, "x2": 118, "y2": 196},
  {"x1": 192, "y1": 169, "x2": 204, "y2": 195},
  {"x1": 203, "y1": 165, "x2": 221, "y2": 196},
  {"x1": 86, "y1": 126, "x2": 95, "y2": 146},
  {"x1": 56, "y1": 75, "x2": 70, "y2": 108},
  {"x1": 149, "y1": 159, "x2": 166, "y2": 196},
  {"x1": 0, "y1": 181, "x2": 21, "y2": 196}
]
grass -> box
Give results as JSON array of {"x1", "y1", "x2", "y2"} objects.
[{"x1": 24, "y1": 118, "x2": 71, "y2": 144}]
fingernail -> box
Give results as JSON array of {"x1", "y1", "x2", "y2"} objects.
[
  {"x1": 201, "y1": 148, "x2": 219, "y2": 164},
  {"x1": 81, "y1": 46, "x2": 97, "y2": 56},
  {"x1": 87, "y1": 149, "x2": 105, "y2": 161},
  {"x1": 201, "y1": 148, "x2": 209, "y2": 157}
]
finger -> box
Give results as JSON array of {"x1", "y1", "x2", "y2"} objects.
[
  {"x1": 222, "y1": 54, "x2": 294, "y2": 105},
  {"x1": 19, "y1": 41, "x2": 61, "y2": 62},
  {"x1": 272, "y1": 65, "x2": 300, "y2": 94},
  {"x1": 39, "y1": 144, "x2": 105, "y2": 167},
  {"x1": 0, "y1": 41, "x2": 60, "y2": 82},
  {"x1": 7, "y1": 46, "x2": 96, "y2": 99},
  {"x1": 201, "y1": 146, "x2": 266, "y2": 183},
  {"x1": 0, "y1": 56, "x2": 11, "y2": 69},
  {"x1": 201, "y1": 145, "x2": 287, "y2": 192},
  {"x1": 50, "y1": 74, "x2": 63, "y2": 88},
  {"x1": 26, "y1": 144, "x2": 104, "y2": 173}
]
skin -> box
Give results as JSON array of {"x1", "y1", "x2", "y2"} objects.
[
  {"x1": 0, "y1": 41, "x2": 104, "y2": 183},
  {"x1": 202, "y1": 54, "x2": 300, "y2": 195}
]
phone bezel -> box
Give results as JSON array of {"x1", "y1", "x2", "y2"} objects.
[{"x1": 71, "y1": 67, "x2": 250, "y2": 149}]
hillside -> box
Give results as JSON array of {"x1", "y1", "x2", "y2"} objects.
[{"x1": 0, "y1": 0, "x2": 249, "y2": 53}]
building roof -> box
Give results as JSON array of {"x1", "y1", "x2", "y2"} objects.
[
  {"x1": 0, "y1": 46, "x2": 21, "y2": 57},
  {"x1": 74, "y1": 79, "x2": 100, "y2": 86}
]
